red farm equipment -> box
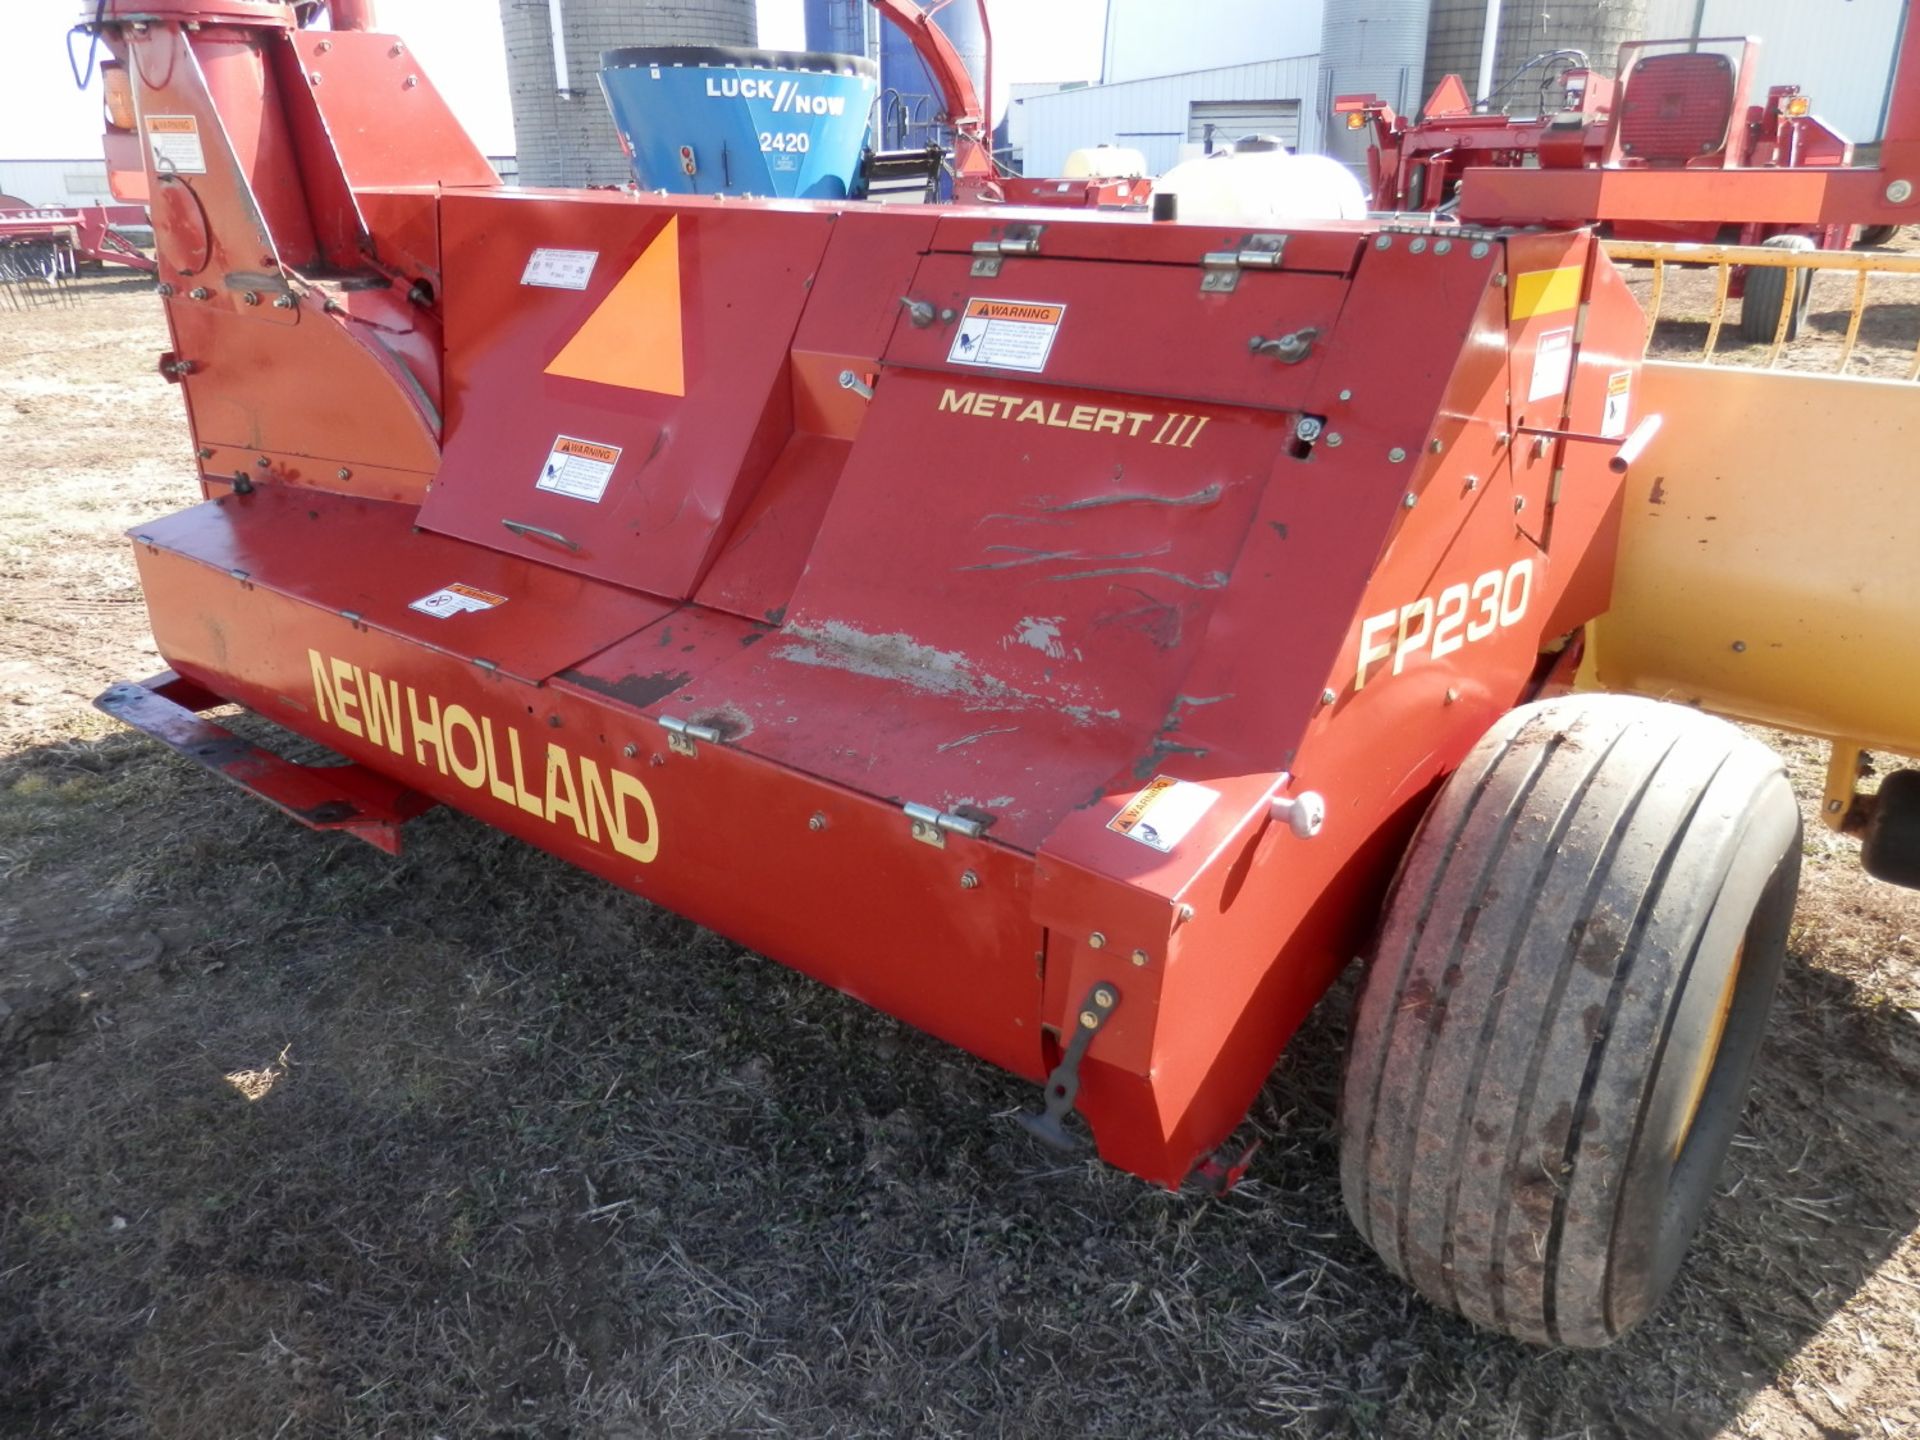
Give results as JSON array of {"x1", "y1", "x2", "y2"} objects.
[
  {"x1": 862, "y1": 0, "x2": 1146, "y2": 209},
  {"x1": 73, "y1": 0, "x2": 1920, "y2": 1348},
  {"x1": 0, "y1": 200, "x2": 155, "y2": 291},
  {"x1": 1341, "y1": 37, "x2": 1887, "y2": 340}
]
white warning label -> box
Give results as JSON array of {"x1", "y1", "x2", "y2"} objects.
[
  {"x1": 948, "y1": 298, "x2": 1066, "y2": 374},
  {"x1": 1528, "y1": 326, "x2": 1575, "y2": 402},
  {"x1": 535, "y1": 435, "x2": 622, "y2": 503},
  {"x1": 1107, "y1": 775, "x2": 1220, "y2": 854},
  {"x1": 409, "y1": 582, "x2": 508, "y2": 619},
  {"x1": 144, "y1": 115, "x2": 207, "y2": 175},
  {"x1": 521, "y1": 248, "x2": 599, "y2": 290},
  {"x1": 1601, "y1": 369, "x2": 1633, "y2": 439}
]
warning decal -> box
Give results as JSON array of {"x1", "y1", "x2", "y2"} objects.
[
  {"x1": 948, "y1": 298, "x2": 1066, "y2": 374},
  {"x1": 144, "y1": 115, "x2": 207, "y2": 175},
  {"x1": 1601, "y1": 369, "x2": 1632, "y2": 439},
  {"x1": 521, "y1": 248, "x2": 599, "y2": 290},
  {"x1": 1528, "y1": 327, "x2": 1575, "y2": 402},
  {"x1": 1108, "y1": 775, "x2": 1220, "y2": 853},
  {"x1": 409, "y1": 582, "x2": 509, "y2": 619},
  {"x1": 535, "y1": 435, "x2": 622, "y2": 503}
]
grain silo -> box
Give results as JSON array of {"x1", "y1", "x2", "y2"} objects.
[
  {"x1": 1424, "y1": 1, "x2": 1651, "y2": 114},
  {"x1": 1320, "y1": 0, "x2": 1431, "y2": 163},
  {"x1": 499, "y1": 0, "x2": 757, "y2": 187}
]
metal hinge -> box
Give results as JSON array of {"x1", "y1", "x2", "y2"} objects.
[
  {"x1": 659, "y1": 715, "x2": 722, "y2": 757},
  {"x1": 970, "y1": 225, "x2": 1044, "y2": 277},
  {"x1": 904, "y1": 801, "x2": 986, "y2": 847},
  {"x1": 1200, "y1": 233, "x2": 1287, "y2": 293}
]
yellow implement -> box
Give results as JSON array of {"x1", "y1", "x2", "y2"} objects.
[
  {"x1": 1588, "y1": 358, "x2": 1920, "y2": 828},
  {"x1": 1603, "y1": 239, "x2": 1920, "y2": 375}
]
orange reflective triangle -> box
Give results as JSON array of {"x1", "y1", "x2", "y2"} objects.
[{"x1": 545, "y1": 216, "x2": 685, "y2": 396}]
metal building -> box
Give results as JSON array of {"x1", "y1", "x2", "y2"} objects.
[
  {"x1": 1017, "y1": 0, "x2": 1904, "y2": 178},
  {"x1": 1016, "y1": 56, "x2": 1326, "y2": 179},
  {"x1": 498, "y1": 0, "x2": 755, "y2": 188},
  {"x1": 0, "y1": 158, "x2": 116, "y2": 208}
]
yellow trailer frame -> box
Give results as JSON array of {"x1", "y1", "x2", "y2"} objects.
[{"x1": 1589, "y1": 242, "x2": 1920, "y2": 834}]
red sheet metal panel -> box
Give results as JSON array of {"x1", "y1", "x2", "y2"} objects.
[
  {"x1": 421, "y1": 195, "x2": 835, "y2": 597},
  {"x1": 133, "y1": 487, "x2": 673, "y2": 685},
  {"x1": 287, "y1": 28, "x2": 497, "y2": 191},
  {"x1": 135, "y1": 537, "x2": 1048, "y2": 1081},
  {"x1": 884, "y1": 252, "x2": 1347, "y2": 412}
]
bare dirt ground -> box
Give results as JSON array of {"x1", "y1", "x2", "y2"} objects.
[
  {"x1": 1624, "y1": 227, "x2": 1920, "y2": 377},
  {"x1": 2, "y1": 267, "x2": 1918, "y2": 1440}
]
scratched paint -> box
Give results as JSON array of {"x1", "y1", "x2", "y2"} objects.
[
  {"x1": 778, "y1": 620, "x2": 1121, "y2": 725},
  {"x1": 1009, "y1": 616, "x2": 1067, "y2": 659}
]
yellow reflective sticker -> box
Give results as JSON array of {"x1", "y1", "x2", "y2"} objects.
[{"x1": 1511, "y1": 265, "x2": 1584, "y2": 321}]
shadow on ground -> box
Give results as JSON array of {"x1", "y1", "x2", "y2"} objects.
[{"x1": 2, "y1": 719, "x2": 1916, "y2": 1439}]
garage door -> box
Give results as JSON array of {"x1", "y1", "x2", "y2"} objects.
[{"x1": 1188, "y1": 100, "x2": 1301, "y2": 153}]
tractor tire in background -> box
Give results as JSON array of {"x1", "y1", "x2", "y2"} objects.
[
  {"x1": 1338, "y1": 695, "x2": 1801, "y2": 1348},
  {"x1": 1857, "y1": 224, "x2": 1902, "y2": 247},
  {"x1": 1738, "y1": 233, "x2": 1816, "y2": 344}
]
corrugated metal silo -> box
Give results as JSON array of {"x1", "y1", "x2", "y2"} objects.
[
  {"x1": 1320, "y1": 0, "x2": 1431, "y2": 162},
  {"x1": 499, "y1": 0, "x2": 757, "y2": 187},
  {"x1": 802, "y1": 0, "x2": 881, "y2": 67},
  {"x1": 1424, "y1": 1, "x2": 1651, "y2": 115}
]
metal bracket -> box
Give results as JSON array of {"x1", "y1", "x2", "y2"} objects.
[
  {"x1": 1019, "y1": 982, "x2": 1120, "y2": 1152},
  {"x1": 903, "y1": 801, "x2": 986, "y2": 847},
  {"x1": 970, "y1": 225, "x2": 1044, "y2": 277},
  {"x1": 1200, "y1": 233, "x2": 1288, "y2": 293},
  {"x1": 660, "y1": 714, "x2": 722, "y2": 757}
]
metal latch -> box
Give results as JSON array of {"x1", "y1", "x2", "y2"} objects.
[
  {"x1": 1249, "y1": 326, "x2": 1320, "y2": 364},
  {"x1": 1200, "y1": 233, "x2": 1288, "y2": 292},
  {"x1": 660, "y1": 715, "x2": 722, "y2": 757},
  {"x1": 1019, "y1": 981, "x2": 1120, "y2": 1151},
  {"x1": 904, "y1": 801, "x2": 986, "y2": 847},
  {"x1": 970, "y1": 225, "x2": 1043, "y2": 277}
]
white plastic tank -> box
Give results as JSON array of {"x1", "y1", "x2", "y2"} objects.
[
  {"x1": 1155, "y1": 140, "x2": 1368, "y2": 226},
  {"x1": 1063, "y1": 145, "x2": 1148, "y2": 179}
]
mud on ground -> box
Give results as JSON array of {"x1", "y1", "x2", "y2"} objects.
[{"x1": 2, "y1": 271, "x2": 1918, "y2": 1439}]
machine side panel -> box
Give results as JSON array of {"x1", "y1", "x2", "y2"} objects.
[
  {"x1": 134, "y1": 537, "x2": 1049, "y2": 1082},
  {"x1": 884, "y1": 253, "x2": 1351, "y2": 412},
  {"x1": 424, "y1": 196, "x2": 834, "y2": 596},
  {"x1": 135, "y1": 489, "x2": 675, "y2": 685},
  {"x1": 1591, "y1": 362, "x2": 1920, "y2": 755}
]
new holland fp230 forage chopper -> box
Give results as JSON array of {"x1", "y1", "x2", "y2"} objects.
[{"x1": 73, "y1": 0, "x2": 1920, "y2": 1347}]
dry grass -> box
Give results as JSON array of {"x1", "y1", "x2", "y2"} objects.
[{"x1": 1, "y1": 271, "x2": 1917, "y2": 1440}]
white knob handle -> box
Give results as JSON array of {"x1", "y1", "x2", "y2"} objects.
[{"x1": 1270, "y1": 790, "x2": 1326, "y2": 839}]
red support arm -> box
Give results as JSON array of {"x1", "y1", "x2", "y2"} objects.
[{"x1": 866, "y1": 0, "x2": 999, "y2": 186}]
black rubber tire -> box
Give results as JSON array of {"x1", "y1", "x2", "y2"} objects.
[
  {"x1": 1857, "y1": 224, "x2": 1902, "y2": 248},
  {"x1": 1738, "y1": 234, "x2": 1816, "y2": 344},
  {"x1": 1862, "y1": 768, "x2": 1920, "y2": 889},
  {"x1": 1339, "y1": 694, "x2": 1801, "y2": 1348}
]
